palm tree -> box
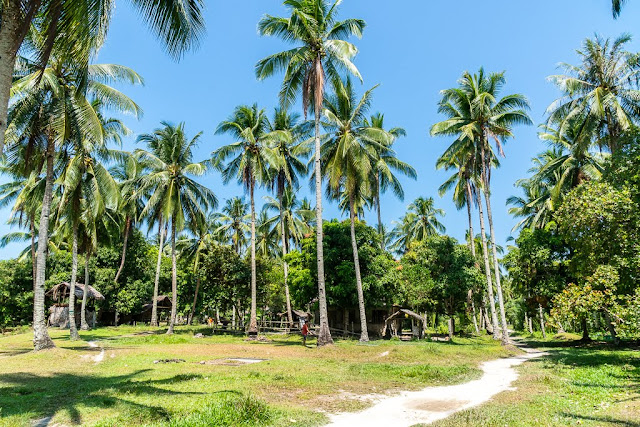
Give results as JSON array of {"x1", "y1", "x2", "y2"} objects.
[
  {"x1": 363, "y1": 113, "x2": 415, "y2": 247},
  {"x1": 547, "y1": 34, "x2": 640, "y2": 154},
  {"x1": 8, "y1": 54, "x2": 142, "y2": 349},
  {"x1": 321, "y1": 79, "x2": 393, "y2": 342},
  {"x1": 405, "y1": 197, "x2": 446, "y2": 240},
  {"x1": 266, "y1": 108, "x2": 310, "y2": 326},
  {"x1": 137, "y1": 122, "x2": 216, "y2": 335},
  {"x1": 431, "y1": 68, "x2": 532, "y2": 343},
  {"x1": 215, "y1": 197, "x2": 250, "y2": 254},
  {"x1": 0, "y1": 0, "x2": 205, "y2": 152},
  {"x1": 263, "y1": 188, "x2": 313, "y2": 252},
  {"x1": 213, "y1": 104, "x2": 277, "y2": 337},
  {"x1": 256, "y1": 0, "x2": 365, "y2": 346},
  {"x1": 612, "y1": 0, "x2": 626, "y2": 17},
  {"x1": 255, "y1": 210, "x2": 279, "y2": 258}
]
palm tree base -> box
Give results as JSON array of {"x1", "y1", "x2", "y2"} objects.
[
  {"x1": 33, "y1": 336, "x2": 56, "y2": 351},
  {"x1": 316, "y1": 323, "x2": 334, "y2": 347}
]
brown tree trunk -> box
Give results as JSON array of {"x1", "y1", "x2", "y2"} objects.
[
  {"x1": 279, "y1": 189, "x2": 293, "y2": 327},
  {"x1": 448, "y1": 317, "x2": 455, "y2": 340},
  {"x1": 188, "y1": 275, "x2": 201, "y2": 325},
  {"x1": 80, "y1": 250, "x2": 90, "y2": 330},
  {"x1": 166, "y1": 217, "x2": 178, "y2": 334},
  {"x1": 603, "y1": 312, "x2": 620, "y2": 345},
  {"x1": 113, "y1": 216, "x2": 131, "y2": 284},
  {"x1": 151, "y1": 218, "x2": 165, "y2": 327},
  {"x1": 350, "y1": 195, "x2": 368, "y2": 342},
  {"x1": 476, "y1": 191, "x2": 500, "y2": 338},
  {"x1": 30, "y1": 218, "x2": 37, "y2": 292},
  {"x1": 313, "y1": 86, "x2": 332, "y2": 346},
  {"x1": 581, "y1": 317, "x2": 590, "y2": 341},
  {"x1": 0, "y1": 0, "x2": 22, "y2": 152},
  {"x1": 32, "y1": 137, "x2": 55, "y2": 350},
  {"x1": 538, "y1": 303, "x2": 547, "y2": 339},
  {"x1": 247, "y1": 178, "x2": 258, "y2": 337},
  {"x1": 528, "y1": 316, "x2": 534, "y2": 334},
  {"x1": 68, "y1": 221, "x2": 80, "y2": 340}
]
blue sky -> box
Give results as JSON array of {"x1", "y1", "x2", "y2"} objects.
[{"x1": 1, "y1": 0, "x2": 639, "y2": 259}]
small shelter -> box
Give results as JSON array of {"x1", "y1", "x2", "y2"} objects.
[
  {"x1": 383, "y1": 308, "x2": 427, "y2": 340},
  {"x1": 47, "y1": 282, "x2": 105, "y2": 328},
  {"x1": 133, "y1": 295, "x2": 172, "y2": 324}
]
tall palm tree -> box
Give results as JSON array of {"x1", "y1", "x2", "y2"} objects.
[
  {"x1": 256, "y1": 0, "x2": 365, "y2": 346},
  {"x1": 255, "y1": 210, "x2": 279, "y2": 258},
  {"x1": 266, "y1": 108, "x2": 310, "y2": 326},
  {"x1": 263, "y1": 188, "x2": 312, "y2": 252},
  {"x1": 215, "y1": 197, "x2": 250, "y2": 254},
  {"x1": 547, "y1": 34, "x2": 640, "y2": 154},
  {"x1": 213, "y1": 104, "x2": 277, "y2": 337},
  {"x1": 363, "y1": 113, "x2": 415, "y2": 247},
  {"x1": 321, "y1": 79, "x2": 392, "y2": 342},
  {"x1": 0, "y1": 0, "x2": 205, "y2": 152},
  {"x1": 431, "y1": 68, "x2": 532, "y2": 343},
  {"x1": 8, "y1": 54, "x2": 142, "y2": 349},
  {"x1": 137, "y1": 122, "x2": 216, "y2": 335}
]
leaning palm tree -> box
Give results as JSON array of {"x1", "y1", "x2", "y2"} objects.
[
  {"x1": 431, "y1": 69, "x2": 532, "y2": 344},
  {"x1": 547, "y1": 34, "x2": 640, "y2": 154},
  {"x1": 137, "y1": 122, "x2": 216, "y2": 335},
  {"x1": 363, "y1": 113, "x2": 415, "y2": 247},
  {"x1": 256, "y1": 0, "x2": 365, "y2": 346},
  {"x1": 8, "y1": 53, "x2": 142, "y2": 349},
  {"x1": 265, "y1": 108, "x2": 311, "y2": 326},
  {"x1": 215, "y1": 197, "x2": 250, "y2": 254},
  {"x1": 0, "y1": 0, "x2": 205, "y2": 152},
  {"x1": 213, "y1": 104, "x2": 277, "y2": 337},
  {"x1": 321, "y1": 79, "x2": 392, "y2": 342}
]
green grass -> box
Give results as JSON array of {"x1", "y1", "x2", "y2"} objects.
[
  {"x1": 0, "y1": 326, "x2": 513, "y2": 426},
  {"x1": 432, "y1": 334, "x2": 640, "y2": 427}
]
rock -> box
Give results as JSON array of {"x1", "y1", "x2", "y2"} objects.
[{"x1": 193, "y1": 333, "x2": 205, "y2": 338}]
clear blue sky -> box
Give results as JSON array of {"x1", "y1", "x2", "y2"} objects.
[{"x1": 1, "y1": 0, "x2": 639, "y2": 259}]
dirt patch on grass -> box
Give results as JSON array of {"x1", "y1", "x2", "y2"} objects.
[{"x1": 406, "y1": 398, "x2": 470, "y2": 412}]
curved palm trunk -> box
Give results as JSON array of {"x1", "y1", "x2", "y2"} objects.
[
  {"x1": 151, "y1": 218, "x2": 165, "y2": 327},
  {"x1": 476, "y1": 191, "x2": 500, "y2": 339},
  {"x1": 69, "y1": 221, "x2": 80, "y2": 340},
  {"x1": 166, "y1": 217, "x2": 178, "y2": 335},
  {"x1": 0, "y1": 0, "x2": 22, "y2": 153},
  {"x1": 279, "y1": 190, "x2": 293, "y2": 327},
  {"x1": 465, "y1": 180, "x2": 479, "y2": 334},
  {"x1": 33, "y1": 138, "x2": 55, "y2": 350},
  {"x1": 188, "y1": 272, "x2": 201, "y2": 325},
  {"x1": 480, "y1": 144, "x2": 509, "y2": 344},
  {"x1": 80, "y1": 251, "x2": 90, "y2": 330},
  {"x1": 113, "y1": 216, "x2": 131, "y2": 284},
  {"x1": 30, "y1": 218, "x2": 37, "y2": 292},
  {"x1": 350, "y1": 195, "x2": 368, "y2": 342},
  {"x1": 313, "y1": 87, "x2": 333, "y2": 346},
  {"x1": 248, "y1": 179, "x2": 258, "y2": 337}
]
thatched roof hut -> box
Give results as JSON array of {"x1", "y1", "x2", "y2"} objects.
[
  {"x1": 383, "y1": 308, "x2": 427, "y2": 339},
  {"x1": 47, "y1": 282, "x2": 105, "y2": 301},
  {"x1": 141, "y1": 295, "x2": 172, "y2": 312}
]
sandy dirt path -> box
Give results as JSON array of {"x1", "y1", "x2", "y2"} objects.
[{"x1": 327, "y1": 341, "x2": 547, "y2": 427}]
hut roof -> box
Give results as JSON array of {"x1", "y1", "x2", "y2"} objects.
[
  {"x1": 140, "y1": 295, "x2": 172, "y2": 312},
  {"x1": 47, "y1": 282, "x2": 105, "y2": 301},
  {"x1": 385, "y1": 308, "x2": 425, "y2": 324}
]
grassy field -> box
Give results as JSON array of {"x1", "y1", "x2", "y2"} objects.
[
  {"x1": 432, "y1": 333, "x2": 640, "y2": 427},
  {"x1": 0, "y1": 326, "x2": 513, "y2": 427}
]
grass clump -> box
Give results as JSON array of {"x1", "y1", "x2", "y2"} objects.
[{"x1": 167, "y1": 394, "x2": 271, "y2": 427}]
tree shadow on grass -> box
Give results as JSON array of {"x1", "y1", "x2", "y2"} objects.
[
  {"x1": 0, "y1": 370, "x2": 205, "y2": 425},
  {"x1": 560, "y1": 412, "x2": 640, "y2": 426}
]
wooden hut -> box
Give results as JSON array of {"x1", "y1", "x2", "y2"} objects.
[
  {"x1": 383, "y1": 308, "x2": 427, "y2": 340},
  {"x1": 132, "y1": 295, "x2": 172, "y2": 324},
  {"x1": 47, "y1": 282, "x2": 105, "y2": 328}
]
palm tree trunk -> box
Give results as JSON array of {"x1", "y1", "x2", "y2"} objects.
[
  {"x1": 30, "y1": 218, "x2": 36, "y2": 292},
  {"x1": 33, "y1": 137, "x2": 55, "y2": 351},
  {"x1": 465, "y1": 180, "x2": 479, "y2": 334},
  {"x1": 314, "y1": 90, "x2": 333, "y2": 346},
  {"x1": 248, "y1": 178, "x2": 258, "y2": 337},
  {"x1": 476, "y1": 191, "x2": 500, "y2": 339},
  {"x1": 350, "y1": 195, "x2": 369, "y2": 342},
  {"x1": 80, "y1": 250, "x2": 90, "y2": 330},
  {"x1": 376, "y1": 172, "x2": 384, "y2": 249},
  {"x1": 113, "y1": 216, "x2": 131, "y2": 284},
  {"x1": 151, "y1": 217, "x2": 165, "y2": 327},
  {"x1": 0, "y1": 0, "x2": 22, "y2": 152},
  {"x1": 188, "y1": 275, "x2": 201, "y2": 325},
  {"x1": 166, "y1": 217, "x2": 178, "y2": 335},
  {"x1": 69, "y1": 220, "x2": 80, "y2": 340},
  {"x1": 279, "y1": 189, "x2": 293, "y2": 327},
  {"x1": 538, "y1": 303, "x2": 547, "y2": 339}
]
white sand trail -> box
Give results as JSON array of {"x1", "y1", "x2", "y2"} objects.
[{"x1": 327, "y1": 342, "x2": 546, "y2": 427}]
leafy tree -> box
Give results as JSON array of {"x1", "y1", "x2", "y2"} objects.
[
  {"x1": 256, "y1": 0, "x2": 365, "y2": 346},
  {"x1": 390, "y1": 197, "x2": 445, "y2": 254}
]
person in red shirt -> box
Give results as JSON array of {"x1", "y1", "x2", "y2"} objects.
[{"x1": 301, "y1": 321, "x2": 309, "y2": 346}]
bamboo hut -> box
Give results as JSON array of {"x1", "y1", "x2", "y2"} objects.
[
  {"x1": 47, "y1": 282, "x2": 105, "y2": 328},
  {"x1": 383, "y1": 308, "x2": 427, "y2": 340}
]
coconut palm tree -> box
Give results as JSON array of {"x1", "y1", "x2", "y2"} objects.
[
  {"x1": 8, "y1": 53, "x2": 142, "y2": 349},
  {"x1": 363, "y1": 113, "x2": 415, "y2": 247},
  {"x1": 320, "y1": 79, "x2": 393, "y2": 342},
  {"x1": 255, "y1": 210, "x2": 279, "y2": 258},
  {"x1": 547, "y1": 34, "x2": 640, "y2": 154},
  {"x1": 256, "y1": 0, "x2": 365, "y2": 346},
  {"x1": 431, "y1": 68, "x2": 531, "y2": 343},
  {"x1": 136, "y1": 122, "x2": 216, "y2": 335},
  {"x1": 215, "y1": 197, "x2": 250, "y2": 254},
  {"x1": 213, "y1": 105, "x2": 278, "y2": 337},
  {"x1": 265, "y1": 108, "x2": 311, "y2": 325},
  {"x1": 0, "y1": 0, "x2": 205, "y2": 152},
  {"x1": 612, "y1": 0, "x2": 626, "y2": 17},
  {"x1": 263, "y1": 188, "x2": 313, "y2": 252}
]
